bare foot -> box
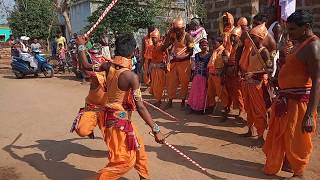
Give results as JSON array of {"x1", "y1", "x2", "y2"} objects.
[{"x1": 282, "y1": 157, "x2": 293, "y2": 173}]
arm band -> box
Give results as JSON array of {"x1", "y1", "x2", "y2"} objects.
[{"x1": 133, "y1": 88, "x2": 143, "y2": 102}]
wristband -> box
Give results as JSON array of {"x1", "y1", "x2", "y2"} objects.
[
  {"x1": 133, "y1": 88, "x2": 143, "y2": 102},
  {"x1": 152, "y1": 123, "x2": 161, "y2": 134}
]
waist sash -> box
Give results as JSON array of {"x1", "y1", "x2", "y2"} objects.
[
  {"x1": 72, "y1": 103, "x2": 139, "y2": 151},
  {"x1": 275, "y1": 88, "x2": 311, "y2": 117},
  {"x1": 170, "y1": 57, "x2": 190, "y2": 63}
]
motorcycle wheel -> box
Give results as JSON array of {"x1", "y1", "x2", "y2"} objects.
[
  {"x1": 14, "y1": 71, "x2": 24, "y2": 79},
  {"x1": 43, "y1": 67, "x2": 54, "y2": 78}
]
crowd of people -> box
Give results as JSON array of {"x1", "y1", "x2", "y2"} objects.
[{"x1": 70, "y1": 8, "x2": 319, "y2": 180}]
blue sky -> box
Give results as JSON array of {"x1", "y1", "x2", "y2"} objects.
[{"x1": 0, "y1": 0, "x2": 15, "y2": 24}]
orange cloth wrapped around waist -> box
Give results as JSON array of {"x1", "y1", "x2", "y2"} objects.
[{"x1": 71, "y1": 104, "x2": 139, "y2": 151}]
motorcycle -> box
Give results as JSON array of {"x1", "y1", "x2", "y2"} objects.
[{"x1": 11, "y1": 49, "x2": 54, "y2": 79}]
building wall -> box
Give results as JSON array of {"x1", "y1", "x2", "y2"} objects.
[
  {"x1": 70, "y1": 0, "x2": 93, "y2": 34},
  {"x1": 296, "y1": 0, "x2": 320, "y2": 34},
  {"x1": 204, "y1": 0, "x2": 259, "y2": 36},
  {"x1": 0, "y1": 25, "x2": 12, "y2": 42},
  {"x1": 205, "y1": 0, "x2": 320, "y2": 37}
]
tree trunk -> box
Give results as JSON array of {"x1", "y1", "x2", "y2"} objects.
[
  {"x1": 46, "y1": 19, "x2": 54, "y2": 53},
  {"x1": 62, "y1": 10, "x2": 72, "y2": 36},
  {"x1": 53, "y1": 0, "x2": 73, "y2": 37}
]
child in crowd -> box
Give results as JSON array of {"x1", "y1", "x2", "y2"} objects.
[
  {"x1": 57, "y1": 43, "x2": 67, "y2": 73},
  {"x1": 187, "y1": 39, "x2": 211, "y2": 112}
]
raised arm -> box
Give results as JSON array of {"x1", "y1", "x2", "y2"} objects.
[{"x1": 76, "y1": 36, "x2": 95, "y2": 71}]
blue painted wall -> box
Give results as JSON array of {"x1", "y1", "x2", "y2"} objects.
[{"x1": 0, "y1": 26, "x2": 12, "y2": 42}]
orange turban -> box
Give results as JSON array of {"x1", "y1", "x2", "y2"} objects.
[
  {"x1": 150, "y1": 29, "x2": 160, "y2": 38},
  {"x1": 223, "y1": 12, "x2": 234, "y2": 27},
  {"x1": 173, "y1": 17, "x2": 185, "y2": 28},
  {"x1": 237, "y1": 17, "x2": 248, "y2": 26},
  {"x1": 231, "y1": 26, "x2": 242, "y2": 37},
  {"x1": 249, "y1": 23, "x2": 268, "y2": 40}
]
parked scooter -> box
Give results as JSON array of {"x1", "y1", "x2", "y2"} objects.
[{"x1": 11, "y1": 49, "x2": 54, "y2": 79}]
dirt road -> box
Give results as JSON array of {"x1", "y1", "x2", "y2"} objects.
[{"x1": 0, "y1": 73, "x2": 319, "y2": 180}]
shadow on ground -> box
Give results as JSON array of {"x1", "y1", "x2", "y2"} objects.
[
  {"x1": 146, "y1": 144, "x2": 279, "y2": 179},
  {"x1": 3, "y1": 136, "x2": 106, "y2": 180},
  {"x1": 143, "y1": 97, "x2": 252, "y2": 147}
]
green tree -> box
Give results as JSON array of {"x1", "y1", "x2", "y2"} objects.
[
  {"x1": 8, "y1": 0, "x2": 55, "y2": 39},
  {"x1": 87, "y1": 0, "x2": 164, "y2": 39}
]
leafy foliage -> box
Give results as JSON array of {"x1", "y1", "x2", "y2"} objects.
[
  {"x1": 87, "y1": 0, "x2": 164, "y2": 39},
  {"x1": 195, "y1": 0, "x2": 207, "y2": 19},
  {"x1": 8, "y1": 0, "x2": 55, "y2": 39}
]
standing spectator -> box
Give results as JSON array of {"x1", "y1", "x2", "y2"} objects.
[
  {"x1": 69, "y1": 33, "x2": 79, "y2": 71},
  {"x1": 8, "y1": 35, "x2": 15, "y2": 47},
  {"x1": 7, "y1": 35, "x2": 15, "y2": 59},
  {"x1": 187, "y1": 39, "x2": 210, "y2": 112},
  {"x1": 51, "y1": 37, "x2": 57, "y2": 59},
  {"x1": 30, "y1": 38, "x2": 41, "y2": 51},
  {"x1": 100, "y1": 33, "x2": 111, "y2": 59},
  {"x1": 57, "y1": 43, "x2": 67, "y2": 73},
  {"x1": 55, "y1": 32, "x2": 66, "y2": 51}
]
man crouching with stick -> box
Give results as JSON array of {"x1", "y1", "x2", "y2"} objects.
[{"x1": 76, "y1": 33, "x2": 165, "y2": 180}]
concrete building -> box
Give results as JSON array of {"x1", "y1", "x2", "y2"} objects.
[
  {"x1": 0, "y1": 24, "x2": 12, "y2": 42},
  {"x1": 58, "y1": 0, "x2": 103, "y2": 39}
]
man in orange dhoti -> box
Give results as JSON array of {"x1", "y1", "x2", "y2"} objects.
[
  {"x1": 148, "y1": 29, "x2": 167, "y2": 107},
  {"x1": 142, "y1": 26, "x2": 156, "y2": 85},
  {"x1": 162, "y1": 17, "x2": 194, "y2": 109},
  {"x1": 240, "y1": 23, "x2": 271, "y2": 147},
  {"x1": 240, "y1": 14, "x2": 277, "y2": 72},
  {"x1": 225, "y1": 26, "x2": 245, "y2": 118},
  {"x1": 264, "y1": 10, "x2": 320, "y2": 179},
  {"x1": 207, "y1": 36, "x2": 230, "y2": 114},
  {"x1": 76, "y1": 33, "x2": 165, "y2": 180}
]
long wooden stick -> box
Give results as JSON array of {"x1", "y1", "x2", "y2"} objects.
[
  {"x1": 148, "y1": 132, "x2": 207, "y2": 173},
  {"x1": 143, "y1": 100, "x2": 179, "y2": 121},
  {"x1": 84, "y1": 0, "x2": 119, "y2": 38},
  {"x1": 245, "y1": 31, "x2": 268, "y2": 71}
]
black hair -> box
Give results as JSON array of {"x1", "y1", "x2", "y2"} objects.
[
  {"x1": 148, "y1": 26, "x2": 156, "y2": 34},
  {"x1": 114, "y1": 33, "x2": 137, "y2": 58},
  {"x1": 253, "y1": 13, "x2": 268, "y2": 23},
  {"x1": 190, "y1": 18, "x2": 201, "y2": 27},
  {"x1": 287, "y1": 9, "x2": 313, "y2": 27}
]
